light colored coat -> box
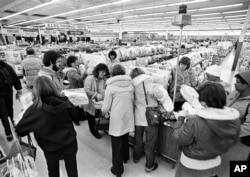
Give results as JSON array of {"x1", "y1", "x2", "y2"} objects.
[
  {"x1": 218, "y1": 91, "x2": 250, "y2": 177},
  {"x1": 38, "y1": 67, "x2": 63, "y2": 92},
  {"x1": 84, "y1": 75, "x2": 107, "y2": 115},
  {"x1": 101, "y1": 75, "x2": 134, "y2": 136},
  {"x1": 21, "y1": 55, "x2": 42, "y2": 87},
  {"x1": 132, "y1": 74, "x2": 158, "y2": 126}
]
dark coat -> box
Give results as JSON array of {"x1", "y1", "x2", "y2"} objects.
[
  {"x1": 0, "y1": 61, "x2": 22, "y2": 95},
  {"x1": 16, "y1": 96, "x2": 78, "y2": 152}
]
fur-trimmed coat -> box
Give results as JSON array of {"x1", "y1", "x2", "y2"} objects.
[
  {"x1": 101, "y1": 75, "x2": 134, "y2": 136},
  {"x1": 173, "y1": 107, "x2": 240, "y2": 172}
]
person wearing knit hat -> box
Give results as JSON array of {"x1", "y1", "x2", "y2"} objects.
[
  {"x1": 205, "y1": 65, "x2": 221, "y2": 82},
  {"x1": 218, "y1": 70, "x2": 250, "y2": 177}
]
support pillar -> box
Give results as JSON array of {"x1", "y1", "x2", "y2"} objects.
[{"x1": 232, "y1": 2, "x2": 250, "y2": 71}]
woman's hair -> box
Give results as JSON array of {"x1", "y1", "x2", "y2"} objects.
[
  {"x1": 33, "y1": 76, "x2": 63, "y2": 109},
  {"x1": 43, "y1": 50, "x2": 61, "y2": 67},
  {"x1": 198, "y1": 82, "x2": 226, "y2": 109},
  {"x1": 130, "y1": 67, "x2": 145, "y2": 79},
  {"x1": 112, "y1": 64, "x2": 126, "y2": 76},
  {"x1": 108, "y1": 50, "x2": 117, "y2": 60},
  {"x1": 179, "y1": 56, "x2": 191, "y2": 69},
  {"x1": 66, "y1": 55, "x2": 78, "y2": 67},
  {"x1": 26, "y1": 47, "x2": 35, "y2": 55},
  {"x1": 92, "y1": 63, "x2": 109, "y2": 78}
]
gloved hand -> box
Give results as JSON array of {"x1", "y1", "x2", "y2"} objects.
[{"x1": 16, "y1": 90, "x2": 22, "y2": 100}]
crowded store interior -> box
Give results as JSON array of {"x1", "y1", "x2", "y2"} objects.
[{"x1": 0, "y1": 0, "x2": 250, "y2": 177}]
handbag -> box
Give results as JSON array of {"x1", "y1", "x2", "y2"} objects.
[
  {"x1": 240, "y1": 102, "x2": 250, "y2": 146},
  {"x1": 19, "y1": 135, "x2": 37, "y2": 160},
  {"x1": 142, "y1": 82, "x2": 165, "y2": 126},
  {"x1": 95, "y1": 110, "x2": 110, "y2": 131}
]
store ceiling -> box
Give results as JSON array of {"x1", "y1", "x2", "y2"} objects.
[{"x1": 0, "y1": 0, "x2": 249, "y2": 34}]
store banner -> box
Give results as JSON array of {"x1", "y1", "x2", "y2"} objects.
[
  {"x1": 1, "y1": 28, "x2": 23, "y2": 35},
  {"x1": 45, "y1": 23, "x2": 87, "y2": 30},
  {"x1": 40, "y1": 30, "x2": 59, "y2": 36},
  {"x1": 23, "y1": 31, "x2": 38, "y2": 37},
  {"x1": 67, "y1": 31, "x2": 84, "y2": 35}
]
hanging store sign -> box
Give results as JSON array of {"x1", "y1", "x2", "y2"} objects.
[
  {"x1": 45, "y1": 23, "x2": 87, "y2": 30},
  {"x1": 1, "y1": 28, "x2": 23, "y2": 35},
  {"x1": 23, "y1": 31, "x2": 38, "y2": 37},
  {"x1": 67, "y1": 31, "x2": 84, "y2": 35},
  {"x1": 40, "y1": 30, "x2": 59, "y2": 36}
]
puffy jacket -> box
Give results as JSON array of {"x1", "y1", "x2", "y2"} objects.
[
  {"x1": 21, "y1": 55, "x2": 42, "y2": 87},
  {"x1": 132, "y1": 74, "x2": 159, "y2": 126},
  {"x1": 16, "y1": 96, "x2": 77, "y2": 152},
  {"x1": 0, "y1": 61, "x2": 22, "y2": 95},
  {"x1": 173, "y1": 107, "x2": 240, "y2": 169},
  {"x1": 101, "y1": 75, "x2": 134, "y2": 136}
]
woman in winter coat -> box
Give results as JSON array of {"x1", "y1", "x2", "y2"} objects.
[
  {"x1": 218, "y1": 71, "x2": 250, "y2": 177},
  {"x1": 84, "y1": 63, "x2": 109, "y2": 139},
  {"x1": 130, "y1": 67, "x2": 159, "y2": 172},
  {"x1": 168, "y1": 56, "x2": 197, "y2": 111},
  {"x1": 63, "y1": 55, "x2": 87, "y2": 125},
  {"x1": 101, "y1": 64, "x2": 134, "y2": 177},
  {"x1": 16, "y1": 76, "x2": 78, "y2": 177},
  {"x1": 173, "y1": 82, "x2": 240, "y2": 177},
  {"x1": 63, "y1": 55, "x2": 87, "y2": 89}
]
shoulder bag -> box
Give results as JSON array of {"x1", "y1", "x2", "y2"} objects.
[{"x1": 142, "y1": 82, "x2": 165, "y2": 126}]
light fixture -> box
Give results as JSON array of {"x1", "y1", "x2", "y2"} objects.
[
  {"x1": 12, "y1": 0, "x2": 132, "y2": 26},
  {"x1": 226, "y1": 18, "x2": 246, "y2": 21},
  {"x1": 222, "y1": 10, "x2": 248, "y2": 14},
  {"x1": 192, "y1": 13, "x2": 221, "y2": 17},
  {"x1": 193, "y1": 17, "x2": 223, "y2": 20},
  {"x1": 74, "y1": 18, "x2": 116, "y2": 24},
  {"x1": 168, "y1": 0, "x2": 209, "y2": 7},
  {"x1": 0, "y1": 0, "x2": 59, "y2": 20},
  {"x1": 224, "y1": 14, "x2": 247, "y2": 18},
  {"x1": 133, "y1": 5, "x2": 167, "y2": 11},
  {"x1": 199, "y1": 3, "x2": 242, "y2": 11}
]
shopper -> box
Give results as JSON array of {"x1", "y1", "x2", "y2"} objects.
[
  {"x1": 218, "y1": 71, "x2": 250, "y2": 177},
  {"x1": 0, "y1": 58, "x2": 22, "y2": 141},
  {"x1": 63, "y1": 55, "x2": 87, "y2": 125},
  {"x1": 168, "y1": 56, "x2": 197, "y2": 111},
  {"x1": 173, "y1": 82, "x2": 240, "y2": 177},
  {"x1": 107, "y1": 50, "x2": 119, "y2": 74},
  {"x1": 130, "y1": 67, "x2": 159, "y2": 172},
  {"x1": 38, "y1": 50, "x2": 63, "y2": 92},
  {"x1": 16, "y1": 76, "x2": 78, "y2": 177},
  {"x1": 63, "y1": 55, "x2": 87, "y2": 89},
  {"x1": 101, "y1": 64, "x2": 134, "y2": 177},
  {"x1": 21, "y1": 47, "x2": 42, "y2": 89},
  {"x1": 84, "y1": 63, "x2": 109, "y2": 139}
]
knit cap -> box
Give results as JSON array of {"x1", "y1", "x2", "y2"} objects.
[
  {"x1": 206, "y1": 65, "x2": 221, "y2": 77},
  {"x1": 236, "y1": 71, "x2": 250, "y2": 85}
]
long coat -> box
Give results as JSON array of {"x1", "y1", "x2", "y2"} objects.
[{"x1": 101, "y1": 75, "x2": 134, "y2": 137}]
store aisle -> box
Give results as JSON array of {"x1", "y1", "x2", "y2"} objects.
[{"x1": 0, "y1": 87, "x2": 176, "y2": 177}]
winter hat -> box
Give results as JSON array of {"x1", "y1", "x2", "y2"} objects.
[
  {"x1": 205, "y1": 65, "x2": 221, "y2": 77},
  {"x1": 236, "y1": 71, "x2": 250, "y2": 85},
  {"x1": 180, "y1": 85, "x2": 203, "y2": 109}
]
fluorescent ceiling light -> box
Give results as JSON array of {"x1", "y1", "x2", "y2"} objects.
[
  {"x1": 222, "y1": 10, "x2": 248, "y2": 14},
  {"x1": 199, "y1": 3, "x2": 242, "y2": 11},
  {"x1": 12, "y1": 0, "x2": 132, "y2": 26},
  {"x1": 139, "y1": 13, "x2": 164, "y2": 17},
  {"x1": 193, "y1": 13, "x2": 221, "y2": 17},
  {"x1": 168, "y1": 0, "x2": 209, "y2": 7},
  {"x1": 193, "y1": 17, "x2": 223, "y2": 20},
  {"x1": 0, "y1": 0, "x2": 58, "y2": 20},
  {"x1": 74, "y1": 18, "x2": 116, "y2": 24},
  {"x1": 134, "y1": 5, "x2": 166, "y2": 11},
  {"x1": 226, "y1": 18, "x2": 246, "y2": 21},
  {"x1": 224, "y1": 15, "x2": 246, "y2": 18}
]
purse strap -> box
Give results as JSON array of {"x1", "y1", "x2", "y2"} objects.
[{"x1": 142, "y1": 81, "x2": 148, "y2": 106}]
